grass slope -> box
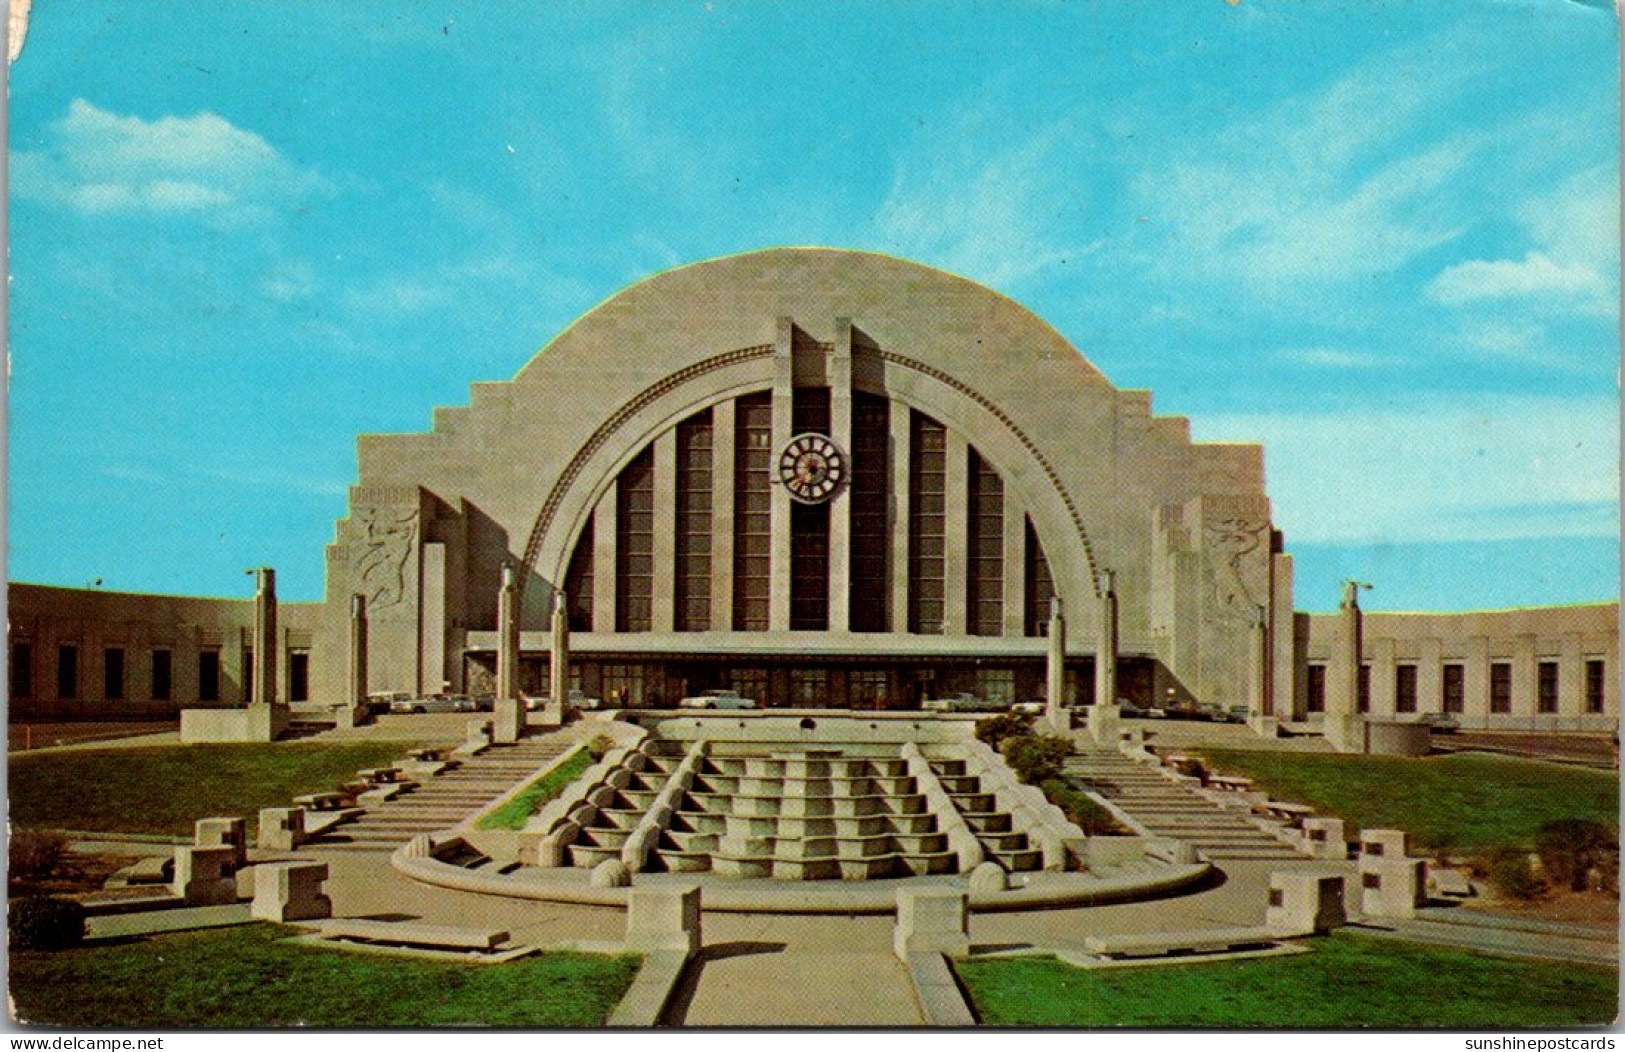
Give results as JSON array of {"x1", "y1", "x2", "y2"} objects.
[
  {"x1": 10, "y1": 742, "x2": 422, "y2": 837},
  {"x1": 11, "y1": 924, "x2": 639, "y2": 1028},
  {"x1": 1193, "y1": 749, "x2": 1618, "y2": 851},
  {"x1": 478, "y1": 748, "x2": 594, "y2": 830},
  {"x1": 956, "y1": 932, "x2": 1618, "y2": 1028}
]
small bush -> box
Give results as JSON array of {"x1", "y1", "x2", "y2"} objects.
[
  {"x1": 1535, "y1": 818, "x2": 1618, "y2": 893},
  {"x1": 1001, "y1": 733, "x2": 1073, "y2": 785},
  {"x1": 1039, "y1": 777, "x2": 1131, "y2": 836},
  {"x1": 1482, "y1": 847, "x2": 1544, "y2": 901},
  {"x1": 585, "y1": 735, "x2": 614, "y2": 761},
  {"x1": 9, "y1": 895, "x2": 86, "y2": 951},
  {"x1": 976, "y1": 713, "x2": 1034, "y2": 753},
  {"x1": 1169, "y1": 757, "x2": 1209, "y2": 783},
  {"x1": 9, "y1": 829, "x2": 69, "y2": 885}
]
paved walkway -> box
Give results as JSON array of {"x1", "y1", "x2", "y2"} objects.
[{"x1": 1368, "y1": 907, "x2": 1618, "y2": 966}]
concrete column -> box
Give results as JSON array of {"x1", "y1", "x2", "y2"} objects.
[
  {"x1": 348, "y1": 595, "x2": 368, "y2": 705},
  {"x1": 889, "y1": 404, "x2": 912, "y2": 632},
  {"x1": 1095, "y1": 571, "x2": 1118, "y2": 709},
  {"x1": 548, "y1": 591, "x2": 570, "y2": 725},
  {"x1": 943, "y1": 431, "x2": 970, "y2": 637},
  {"x1": 494, "y1": 564, "x2": 523, "y2": 743},
  {"x1": 769, "y1": 317, "x2": 795, "y2": 632},
  {"x1": 1330, "y1": 580, "x2": 1366, "y2": 717},
  {"x1": 420, "y1": 541, "x2": 447, "y2": 697},
  {"x1": 1045, "y1": 598, "x2": 1067, "y2": 728},
  {"x1": 591, "y1": 487, "x2": 618, "y2": 634},
  {"x1": 249, "y1": 568, "x2": 278, "y2": 708},
  {"x1": 828, "y1": 318, "x2": 854, "y2": 633},
  {"x1": 1001, "y1": 499, "x2": 1026, "y2": 638},
  {"x1": 1558, "y1": 633, "x2": 1586, "y2": 717},
  {"x1": 1419, "y1": 636, "x2": 1443, "y2": 716},
  {"x1": 1371, "y1": 636, "x2": 1397, "y2": 716},
  {"x1": 652, "y1": 429, "x2": 678, "y2": 635},
  {"x1": 1248, "y1": 604, "x2": 1270, "y2": 715},
  {"x1": 711, "y1": 398, "x2": 737, "y2": 631},
  {"x1": 1270, "y1": 552, "x2": 1297, "y2": 718},
  {"x1": 1512, "y1": 634, "x2": 1538, "y2": 718},
  {"x1": 1464, "y1": 635, "x2": 1490, "y2": 725}
]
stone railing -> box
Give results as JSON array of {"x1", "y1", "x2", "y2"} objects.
[
  {"x1": 961, "y1": 740, "x2": 1088, "y2": 870},
  {"x1": 621, "y1": 740, "x2": 708, "y2": 872}
]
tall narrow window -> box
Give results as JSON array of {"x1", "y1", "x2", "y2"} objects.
[
  {"x1": 1394, "y1": 664, "x2": 1417, "y2": 713},
  {"x1": 966, "y1": 448, "x2": 1004, "y2": 636},
  {"x1": 104, "y1": 647, "x2": 126, "y2": 700},
  {"x1": 1306, "y1": 664, "x2": 1326, "y2": 713},
  {"x1": 10, "y1": 642, "x2": 33, "y2": 699},
  {"x1": 907, "y1": 412, "x2": 947, "y2": 634},
  {"x1": 289, "y1": 651, "x2": 310, "y2": 703},
  {"x1": 57, "y1": 644, "x2": 78, "y2": 699},
  {"x1": 789, "y1": 390, "x2": 830, "y2": 631},
  {"x1": 732, "y1": 393, "x2": 773, "y2": 630},
  {"x1": 1357, "y1": 663, "x2": 1371, "y2": 713},
  {"x1": 1489, "y1": 662, "x2": 1512, "y2": 714},
  {"x1": 151, "y1": 649, "x2": 172, "y2": 702},
  {"x1": 675, "y1": 410, "x2": 714, "y2": 631},
  {"x1": 1442, "y1": 663, "x2": 1464, "y2": 713},
  {"x1": 242, "y1": 649, "x2": 254, "y2": 702},
  {"x1": 1023, "y1": 518, "x2": 1055, "y2": 637},
  {"x1": 615, "y1": 445, "x2": 655, "y2": 632},
  {"x1": 848, "y1": 393, "x2": 890, "y2": 632},
  {"x1": 199, "y1": 649, "x2": 220, "y2": 703},
  {"x1": 1537, "y1": 660, "x2": 1559, "y2": 714},
  {"x1": 1586, "y1": 659, "x2": 1606, "y2": 714},
  {"x1": 563, "y1": 515, "x2": 595, "y2": 632}
]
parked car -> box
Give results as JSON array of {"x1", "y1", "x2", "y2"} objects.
[
  {"x1": 677, "y1": 689, "x2": 758, "y2": 710},
  {"x1": 1010, "y1": 699, "x2": 1047, "y2": 716},
  {"x1": 389, "y1": 695, "x2": 463, "y2": 715},
  {"x1": 365, "y1": 691, "x2": 409, "y2": 716},
  {"x1": 1195, "y1": 703, "x2": 1228, "y2": 722},
  {"x1": 922, "y1": 692, "x2": 994, "y2": 713},
  {"x1": 1225, "y1": 705, "x2": 1251, "y2": 724},
  {"x1": 1425, "y1": 712, "x2": 1460, "y2": 734},
  {"x1": 527, "y1": 690, "x2": 602, "y2": 711}
]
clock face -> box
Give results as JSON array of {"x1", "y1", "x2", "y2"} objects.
[{"x1": 778, "y1": 433, "x2": 847, "y2": 504}]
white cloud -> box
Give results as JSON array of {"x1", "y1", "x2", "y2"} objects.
[
  {"x1": 1427, "y1": 251, "x2": 1609, "y2": 307},
  {"x1": 1272, "y1": 346, "x2": 1389, "y2": 369},
  {"x1": 1193, "y1": 396, "x2": 1619, "y2": 546},
  {"x1": 872, "y1": 122, "x2": 1102, "y2": 290},
  {"x1": 12, "y1": 99, "x2": 330, "y2": 224},
  {"x1": 1426, "y1": 167, "x2": 1618, "y2": 318}
]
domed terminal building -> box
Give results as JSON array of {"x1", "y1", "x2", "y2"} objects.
[{"x1": 9, "y1": 249, "x2": 1618, "y2": 743}]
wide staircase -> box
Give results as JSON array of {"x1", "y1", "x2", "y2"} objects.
[
  {"x1": 1063, "y1": 749, "x2": 1300, "y2": 862},
  {"x1": 309, "y1": 737, "x2": 569, "y2": 851}
]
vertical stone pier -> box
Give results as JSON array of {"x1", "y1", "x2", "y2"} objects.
[
  {"x1": 1095, "y1": 570, "x2": 1118, "y2": 709},
  {"x1": 1045, "y1": 598, "x2": 1067, "y2": 731},
  {"x1": 494, "y1": 564, "x2": 524, "y2": 742},
  {"x1": 250, "y1": 567, "x2": 278, "y2": 708},
  {"x1": 546, "y1": 590, "x2": 570, "y2": 726}
]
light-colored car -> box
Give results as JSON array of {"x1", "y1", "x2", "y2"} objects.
[
  {"x1": 921, "y1": 692, "x2": 990, "y2": 713},
  {"x1": 677, "y1": 689, "x2": 758, "y2": 710},
  {"x1": 390, "y1": 695, "x2": 463, "y2": 715},
  {"x1": 1010, "y1": 700, "x2": 1047, "y2": 716},
  {"x1": 527, "y1": 690, "x2": 602, "y2": 711}
]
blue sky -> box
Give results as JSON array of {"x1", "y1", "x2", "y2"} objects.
[{"x1": 7, "y1": 1, "x2": 1619, "y2": 611}]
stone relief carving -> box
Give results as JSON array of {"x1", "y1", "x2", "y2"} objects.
[
  {"x1": 1202, "y1": 518, "x2": 1267, "y2": 625},
  {"x1": 355, "y1": 507, "x2": 418, "y2": 615}
]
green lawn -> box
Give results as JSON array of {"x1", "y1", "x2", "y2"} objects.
[
  {"x1": 1192, "y1": 748, "x2": 1618, "y2": 851},
  {"x1": 10, "y1": 742, "x2": 425, "y2": 837},
  {"x1": 10, "y1": 923, "x2": 639, "y2": 1028},
  {"x1": 955, "y1": 931, "x2": 1618, "y2": 1028},
  {"x1": 478, "y1": 748, "x2": 594, "y2": 830}
]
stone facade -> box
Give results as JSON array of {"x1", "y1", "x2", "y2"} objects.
[{"x1": 5, "y1": 249, "x2": 1617, "y2": 732}]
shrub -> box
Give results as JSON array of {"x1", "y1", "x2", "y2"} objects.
[
  {"x1": 585, "y1": 735, "x2": 614, "y2": 761},
  {"x1": 1039, "y1": 777, "x2": 1131, "y2": 836},
  {"x1": 9, "y1": 829, "x2": 68, "y2": 885},
  {"x1": 1535, "y1": 818, "x2": 1618, "y2": 893},
  {"x1": 9, "y1": 895, "x2": 86, "y2": 951},
  {"x1": 976, "y1": 713, "x2": 1034, "y2": 753},
  {"x1": 1482, "y1": 847, "x2": 1544, "y2": 901},
  {"x1": 1001, "y1": 733, "x2": 1073, "y2": 785},
  {"x1": 1169, "y1": 756, "x2": 1209, "y2": 783}
]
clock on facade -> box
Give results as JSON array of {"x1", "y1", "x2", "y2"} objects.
[{"x1": 777, "y1": 433, "x2": 847, "y2": 504}]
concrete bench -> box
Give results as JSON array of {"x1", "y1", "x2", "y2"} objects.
[
  {"x1": 358, "y1": 782, "x2": 412, "y2": 804},
  {"x1": 317, "y1": 919, "x2": 510, "y2": 951},
  {"x1": 1085, "y1": 926, "x2": 1280, "y2": 959},
  {"x1": 1427, "y1": 865, "x2": 1474, "y2": 898},
  {"x1": 407, "y1": 747, "x2": 448, "y2": 763},
  {"x1": 357, "y1": 767, "x2": 405, "y2": 783},
  {"x1": 122, "y1": 856, "x2": 174, "y2": 885},
  {"x1": 294, "y1": 792, "x2": 346, "y2": 811},
  {"x1": 1208, "y1": 775, "x2": 1254, "y2": 791}
]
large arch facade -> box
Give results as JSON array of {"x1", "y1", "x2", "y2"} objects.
[{"x1": 314, "y1": 248, "x2": 1288, "y2": 712}]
